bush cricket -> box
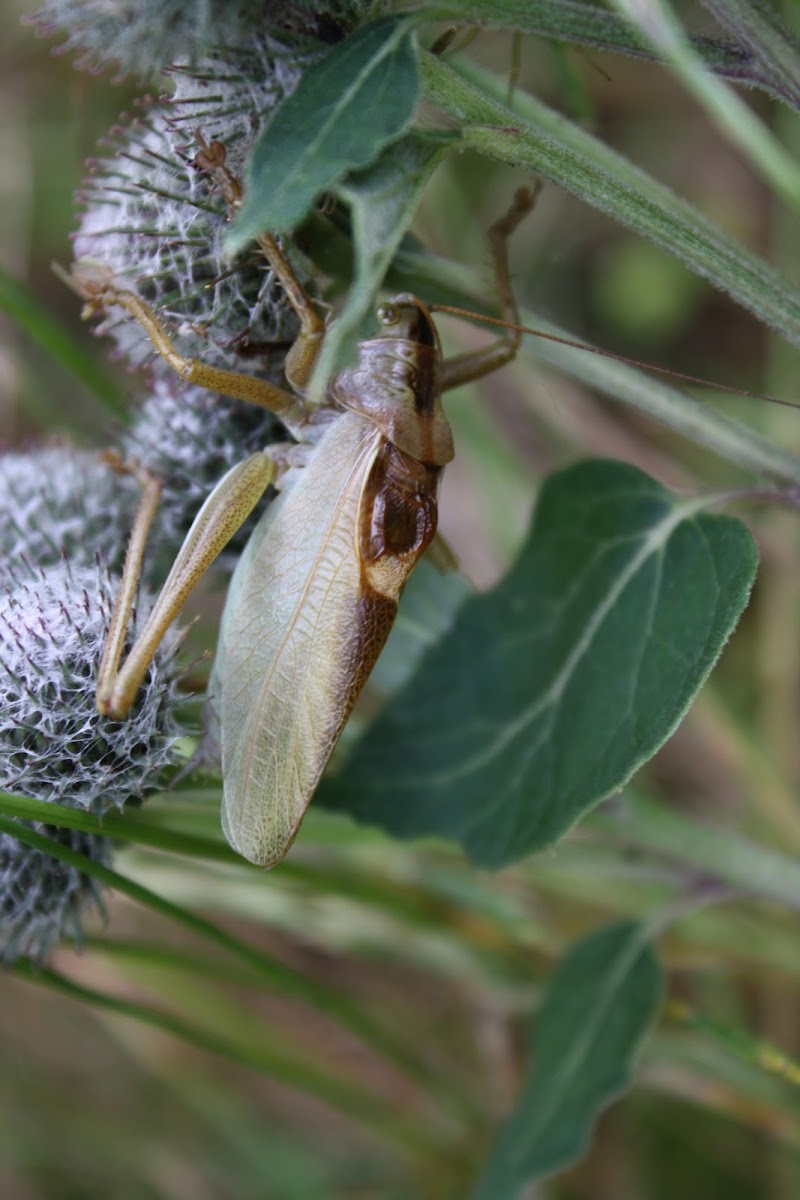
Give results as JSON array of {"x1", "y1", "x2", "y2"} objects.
[{"x1": 74, "y1": 140, "x2": 535, "y2": 866}]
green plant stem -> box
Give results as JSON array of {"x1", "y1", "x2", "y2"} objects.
[
  {"x1": 420, "y1": 52, "x2": 800, "y2": 347},
  {"x1": 424, "y1": 0, "x2": 793, "y2": 102}
]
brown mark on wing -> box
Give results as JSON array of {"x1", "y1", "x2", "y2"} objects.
[{"x1": 329, "y1": 441, "x2": 441, "y2": 725}]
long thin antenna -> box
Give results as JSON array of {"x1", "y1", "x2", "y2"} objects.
[{"x1": 430, "y1": 302, "x2": 800, "y2": 413}]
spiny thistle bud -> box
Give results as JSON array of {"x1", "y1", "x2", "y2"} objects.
[
  {"x1": 25, "y1": 0, "x2": 365, "y2": 81},
  {"x1": 72, "y1": 90, "x2": 303, "y2": 381},
  {"x1": 0, "y1": 446, "x2": 138, "y2": 581},
  {"x1": 67, "y1": 9, "x2": 378, "y2": 382},
  {"x1": 1, "y1": 826, "x2": 110, "y2": 962},
  {"x1": 0, "y1": 562, "x2": 182, "y2": 815},
  {"x1": 121, "y1": 378, "x2": 284, "y2": 567},
  {"x1": 0, "y1": 562, "x2": 184, "y2": 959}
]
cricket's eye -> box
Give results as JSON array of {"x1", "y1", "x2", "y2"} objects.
[{"x1": 377, "y1": 304, "x2": 398, "y2": 326}]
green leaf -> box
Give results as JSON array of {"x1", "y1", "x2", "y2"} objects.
[
  {"x1": 306, "y1": 131, "x2": 450, "y2": 402},
  {"x1": 227, "y1": 17, "x2": 419, "y2": 249},
  {"x1": 472, "y1": 921, "x2": 663, "y2": 1196},
  {"x1": 319, "y1": 460, "x2": 758, "y2": 866}
]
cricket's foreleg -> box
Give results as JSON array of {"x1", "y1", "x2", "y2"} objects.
[
  {"x1": 248, "y1": 233, "x2": 326, "y2": 398},
  {"x1": 439, "y1": 185, "x2": 539, "y2": 392},
  {"x1": 97, "y1": 450, "x2": 282, "y2": 720},
  {"x1": 72, "y1": 261, "x2": 308, "y2": 433},
  {"x1": 192, "y1": 135, "x2": 326, "y2": 397}
]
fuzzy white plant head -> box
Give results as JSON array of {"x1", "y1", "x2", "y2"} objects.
[
  {"x1": 121, "y1": 378, "x2": 284, "y2": 566},
  {"x1": 68, "y1": 9, "x2": 367, "y2": 379},
  {"x1": 0, "y1": 446, "x2": 139, "y2": 581},
  {"x1": 0, "y1": 562, "x2": 184, "y2": 959},
  {"x1": 0, "y1": 824, "x2": 112, "y2": 962},
  {"x1": 72, "y1": 93, "x2": 302, "y2": 381},
  {"x1": 0, "y1": 562, "x2": 182, "y2": 814},
  {"x1": 27, "y1": 0, "x2": 369, "y2": 80}
]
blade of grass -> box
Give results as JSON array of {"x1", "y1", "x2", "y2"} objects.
[
  {"x1": 0, "y1": 789, "x2": 230, "y2": 860},
  {"x1": 0, "y1": 266, "x2": 126, "y2": 417},
  {"x1": 666, "y1": 998, "x2": 800, "y2": 1090},
  {"x1": 0, "y1": 813, "x2": 462, "y2": 1111},
  {"x1": 610, "y1": 0, "x2": 800, "y2": 208},
  {"x1": 427, "y1": 0, "x2": 794, "y2": 101},
  {"x1": 10, "y1": 960, "x2": 441, "y2": 1157},
  {"x1": 421, "y1": 52, "x2": 800, "y2": 347},
  {"x1": 590, "y1": 792, "x2": 800, "y2": 911},
  {"x1": 701, "y1": 0, "x2": 800, "y2": 110},
  {"x1": 512, "y1": 304, "x2": 800, "y2": 483}
]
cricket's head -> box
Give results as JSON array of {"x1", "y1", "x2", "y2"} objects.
[
  {"x1": 332, "y1": 293, "x2": 453, "y2": 466},
  {"x1": 376, "y1": 294, "x2": 442, "y2": 358}
]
